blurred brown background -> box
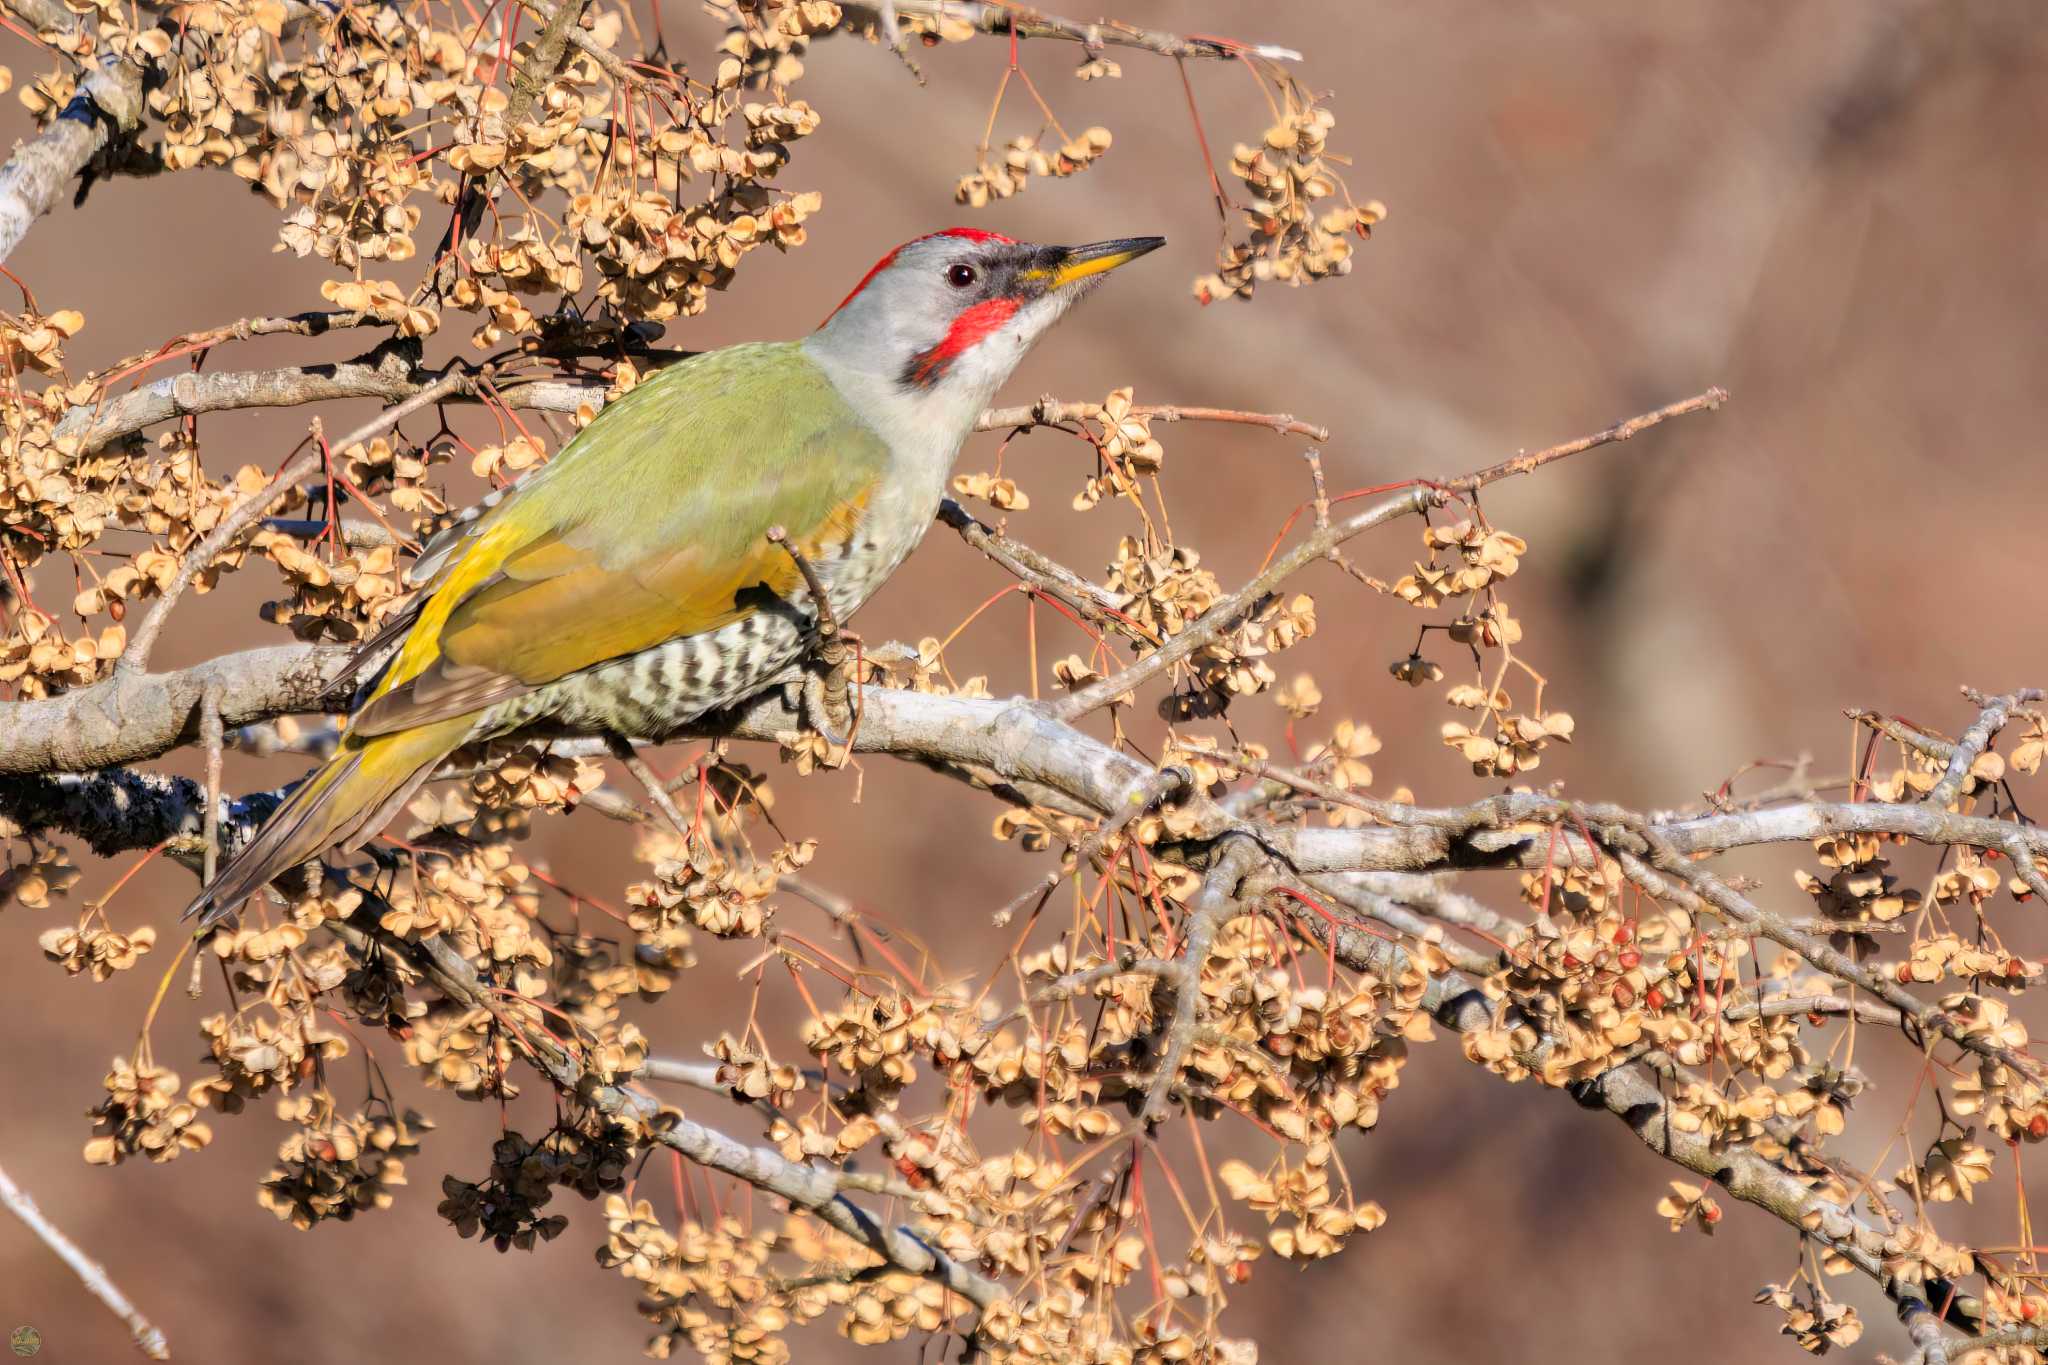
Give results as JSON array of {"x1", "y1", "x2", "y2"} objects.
[{"x1": 5, "y1": 1, "x2": 2048, "y2": 1360}]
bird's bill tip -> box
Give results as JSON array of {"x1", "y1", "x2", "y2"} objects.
[{"x1": 1040, "y1": 236, "x2": 1166, "y2": 289}]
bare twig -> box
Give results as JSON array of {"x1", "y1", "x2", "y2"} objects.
[
  {"x1": 55, "y1": 345, "x2": 426, "y2": 456},
  {"x1": 1137, "y1": 834, "x2": 1261, "y2": 1127},
  {"x1": 1307, "y1": 877, "x2": 1496, "y2": 976},
  {"x1": 262, "y1": 517, "x2": 400, "y2": 550},
  {"x1": 1440, "y1": 386, "x2": 1728, "y2": 492},
  {"x1": 1054, "y1": 484, "x2": 1435, "y2": 719},
  {"x1": 1617, "y1": 848, "x2": 2044, "y2": 1083},
  {"x1": 514, "y1": 0, "x2": 639, "y2": 88},
  {"x1": 1056, "y1": 388, "x2": 1725, "y2": 720},
  {"x1": 990, "y1": 763, "x2": 1190, "y2": 926},
  {"x1": 977, "y1": 396, "x2": 1329, "y2": 442},
  {"x1": 1941, "y1": 1324, "x2": 2048, "y2": 1357},
  {"x1": 837, "y1": 0, "x2": 1302, "y2": 62},
  {"x1": 1171, "y1": 740, "x2": 1412, "y2": 825},
  {"x1": 199, "y1": 681, "x2": 224, "y2": 884},
  {"x1": 938, "y1": 499, "x2": 1145, "y2": 634},
  {"x1": 1848, "y1": 710, "x2": 1957, "y2": 765},
  {"x1": 778, "y1": 875, "x2": 860, "y2": 926},
  {"x1": 0, "y1": 1159, "x2": 170, "y2": 1358},
  {"x1": 1717, "y1": 992, "x2": 1906, "y2": 1027},
  {"x1": 604, "y1": 734, "x2": 692, "y2": 835}
]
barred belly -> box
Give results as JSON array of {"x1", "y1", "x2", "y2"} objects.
[
  {"x1": 485, "y1": 611, "x2": 807, "y2": 739},
  {"x1": 461, "y1": 511, "x2": 921, "y2": 744}
]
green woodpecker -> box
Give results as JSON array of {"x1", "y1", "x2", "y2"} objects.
[{"x1": 185, "y1": 229, "x2": 1164, "y2": 927}]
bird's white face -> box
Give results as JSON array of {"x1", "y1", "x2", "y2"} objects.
[{"x1": 807, "y1": 230, "x2": 1164, "y2": 453}]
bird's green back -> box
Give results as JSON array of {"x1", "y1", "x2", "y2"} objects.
[{"x1": 353, "y1": 341, "x2": 892, "y2": 734}]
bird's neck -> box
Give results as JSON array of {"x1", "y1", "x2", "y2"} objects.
[{"x1": 801, "y1": 332, "x2": 992, "y2": 480}]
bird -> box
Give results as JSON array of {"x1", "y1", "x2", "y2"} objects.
[{"x1": 184, "y1": 229, "x2": 1165, "y2": 929}]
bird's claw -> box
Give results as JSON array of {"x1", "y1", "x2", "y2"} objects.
[{"x1": 800, "y1": 667, "x2": 854, "y2": 758}]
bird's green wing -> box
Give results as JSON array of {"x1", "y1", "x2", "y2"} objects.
[{"x1": 350, "y1": 342, "x2": 888, "y2": 736}]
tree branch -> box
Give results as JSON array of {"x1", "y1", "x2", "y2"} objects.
[
  {"x1": 1054, "y1": 485, "x2": 1436, "y2": 719},
  {"x1": 325, "y1": 916, "x2": 1006, "y2": 1314},
  {"x1": 119, "y1": 366, "x2": 474, "y2": 673},
  {"x1": 1926, "y1": 686, "x2": 2042, "y2": 811},
  {"x1": 0, "y1": 644, "x2": 348, "y2": 776},
  {"x1": 54, "y1": 361, "x2": 1332, "y2": 461},
  {"x1": 54, "y1": 344, "x2": 424, "y2": 456},
  {"x1": 1439, "y1": 386, "x2": 1728, "y2": 492},
  {"x1": 976, "y1": 397, "x2": 1329, "y2": 442},
  {"x1": 12, "y1": 654, "x2": 2043, "y2": 1356},
  {"x1": 836, "y1": 0, "x2": 1303, "y2": 62},
  {"x1": 0, "y1": 1159, "x2": 170, "y2": 1358},
  {"x1": 0, "y1": 0, "x2": 318, "y2": 262},
  {"x1": 940, "y1": 502, "x2": 1140, "y2": 628},
  {"x1": 0, "y1": 53, "x2": 142, "y2": 264},
  {"x1": 1053, "y1": 387, "x2": 1726, "y2": 719}
]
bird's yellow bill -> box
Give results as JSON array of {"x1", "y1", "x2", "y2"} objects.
[{"x1": 1034, "y1": 236, "x2": 1166, "y2": 289}]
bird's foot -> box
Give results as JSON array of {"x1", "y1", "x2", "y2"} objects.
[
  {"x1": 798, "y1": 651, "x2": 860, "y2": 752},
  {"x1": 765, "y1": 526, "x2": 861, "y2": 762}
]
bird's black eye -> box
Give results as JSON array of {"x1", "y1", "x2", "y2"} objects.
[{"x1": 947, "y1": 263, "x2": 977, "y2": 289}]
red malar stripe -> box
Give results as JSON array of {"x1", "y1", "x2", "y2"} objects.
[
  {"x1": 821, "y1": 227, "x2": 1020, "y2": 327},
  {"x1": 910, "y1": 297, "x2": 1020, "y2": 385}
]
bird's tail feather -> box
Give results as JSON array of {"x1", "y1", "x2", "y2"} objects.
[{"x1": 183, "y1": 717, "x2": 474, "y2": 929}]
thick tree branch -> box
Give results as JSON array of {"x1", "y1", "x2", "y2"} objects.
[
  {"x1": 0, "y1": 766, "x2": 278, "y2": 859},
  {"x1": 0, "y1": 53, "x2": 142, "y2": 264},
  {"x1": 0, "y1": 0, "x2": 317, "y2": 262},
  {"x1": 9, "y1": 662, "x2": 2041, "y2": 1356},
  {"x1": 0, "y1": 644, "x2": 348, "y2": 776}
]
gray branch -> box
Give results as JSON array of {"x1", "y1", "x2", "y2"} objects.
[
  {"x1": 0, "y1": 644, "x2": 349, "y2": 776},
  {"x1": 0, "y1": 1160, "x2": 169, "y2": 1358},
  {"x1": 835, "y1": 0, "x2": 1302, "y2": 61},
  {"x1": 53, "y1": 345, "x2": 425, "y2": 456},
  {"x1": 1926, "y1": 686, "x2": 2042, "y2": 810},
  {"x1": 327, "y1": 918, "x2": 1005, "y2": 1312},
  {"x1": 0, "y1": 0, "x2": 317, "y2": 263},
  {"x1": 0, "y1": 54, "x2": 142, "y2": 264},
  {"x1": 0, "y1": 766, "x2": 280, "y2": 859}
]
